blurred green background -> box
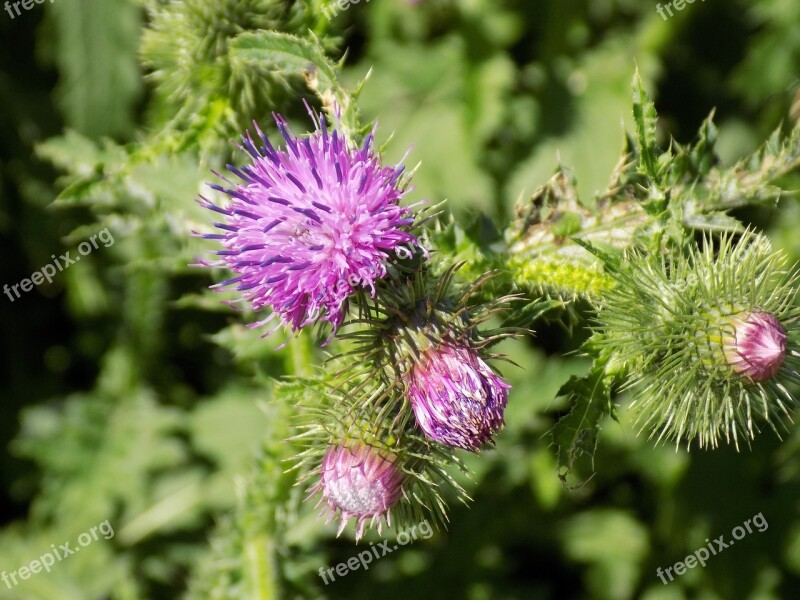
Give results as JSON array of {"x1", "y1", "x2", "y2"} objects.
[{"x1": 2, "y1": 0, "x2": 800, "y2": 598}]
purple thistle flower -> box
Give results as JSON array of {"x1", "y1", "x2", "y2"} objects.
[
  {"x1": 196, "y1": 108, "x2": 418, "y2": 334},
  {"x1": 312, "y1": 443, "x2": 405, "y2": 540},
  {"x1": 408, "y1": 341, "x2": 510, "y2": 451},
  {"x1": 723, "y1": 311, "x2": 788, "y2": 382}
]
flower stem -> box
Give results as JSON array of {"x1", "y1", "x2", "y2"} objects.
[
  {"x1": 289, "y1": 330, "x2": 314, "y2": 377},
  {"x1": 245, "y1": 534, "x2": 280, "y2": 600}
]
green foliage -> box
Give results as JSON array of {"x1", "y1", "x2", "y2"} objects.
[
  {"x1": 632, "y1": 70, "x2": 661, "y2": 183},
  {"x1": 230, "y1": 31, "x2": 364, "y2": 140},
  {"x1": 547, "y1": 84, "x2": 800, "y2": 474},
  {"x1": 46, "y1": 0, "x2": 142, "y2": 139},
  {"x1": 139, "y1": 0, "x2": 336, "y2": 155}
]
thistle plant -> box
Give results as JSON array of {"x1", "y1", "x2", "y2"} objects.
[
  {"x1": 292, "y1": 370, "x2": 471, "y2": 540},
  {"x1": 139, "y1": 0, "x2": 337, "y2": 154},
  {"x1": 312, "y1": 442, "x2": 406, "y2": 539},
  {"x1": 406, "y1": 340, "x2": 510, "y2": 451},
  {"x1": 190, "y1": 54, "x2": 800, "y2": 540},
  {"x1": 27, "y1": 1, "x2": 800, "y2": 596},
  {"x1": 374, "y1": 271, "x2": 515, "y2": 451},
  {"x1": 723, "y1": 311, "x2": 788, "y2": 383}
]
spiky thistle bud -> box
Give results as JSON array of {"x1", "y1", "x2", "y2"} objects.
[
  {"x1": 140, "y1": 0, "x2": 326, "y2": 132},
  {"x1": 295, "y1": 269, "x2": 511, "y2": 537},
  {"x1": 594, "y1": 231, "x2": 800, "y2": 448},
  {"x1": 294, "y1": 373, "x2": 470, "y2": 538},
  {"x1": 408, "y1": 340, "x2": 510, "y2": 450},
  {"x1": 352, "y1": 267, "x2": 514, "y2": 451},
  {"x1": 312, "y1": 443, "x2": 405, "y2": 540}
]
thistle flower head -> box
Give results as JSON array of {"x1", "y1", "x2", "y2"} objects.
[
  {"x1": 312, "y1": 443, "x2": 405, "y2": 540},
  {"x1": 197, "y1": 108, "x2": 418, "y2": 334},
  {"x1": 595, "y1": 231, "x2": 800, "y2": 449},
  {"x1": 408, "y1": 341, "x2": 510, "y2": 450},
  {"x1": 722, "y1": 311, "x2": 788, "y2": 382}
]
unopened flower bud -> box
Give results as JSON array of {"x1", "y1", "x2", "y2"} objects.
[
  {"x1": 314, "y1": 443, "x2": 405, "y2": 540},
  {"x1": 408, "y1": 341, "x2": 510, "y2": 451},
  {"x1": 723, "y1": 311, "x2": 788, "y2": 382}
]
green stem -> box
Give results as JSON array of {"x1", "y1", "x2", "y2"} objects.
[
  {"x1": 288, "y1": 329, "x2": 314, "y2": 377},
  {"x1": 241, "y1": 336, "x2": 312, "y2": 599},
  {"x1": 245, "y1": 534, "x2": 280, "y2": 600}
]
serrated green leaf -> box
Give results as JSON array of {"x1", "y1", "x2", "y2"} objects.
[
  {"x1": 231, "y1": 31, "x2": 339, "y2": 90},
  {"x1": 550, "y1": 366, "x2": 611, "y2": 487},
  {"x1": 688, "y1": 111, "x2": 720, "y2": 176},
  {"x1": 681, "y1": 208, "x2": 745, "y2": 233},
  {"x1": 230, "y1": 31, "x2": 360, "y2": 136},
  {"x1": 36, "y1": 131, "x2": 124, "y2": 173},
  {"x1": 704, "y1": 122, "x2": 800, "y2": 210}
]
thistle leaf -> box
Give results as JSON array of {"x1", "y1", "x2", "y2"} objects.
[
  {"x1": 230, "y1": 31, "x2": 362, "y2": 138},
  {"x1": 702, "y1": 122, "x2": 800, "y2": 210},
  {"x1": 550, "y1": 366, "x2": 612, "y2": 487},
  {"x1": 231, "y1": 31, "x2": 340, "y2": 93},
  {"x1": 631, "y1": 70, "x2": 661, "y2": 182}
]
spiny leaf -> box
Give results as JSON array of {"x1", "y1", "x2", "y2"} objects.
[
  {"x1": 681, "y1": 208, "x2": 746, "y2": 234},
  {"x1": 703, "y1": 122, "x2": 800, "y2": 210},
  {"x1": 550, "y1": 366, "x2": 612, "y2": 488},
  {"x1": 230, "y1": 31, "x2": 361, "y2": 138},
  {"x1": 631, "y1": 70, "x2": 660, "y2": 182},
  {"x1": 231, "y1": 31, "x2": 340, "y2": 91},
  {"x1": 687, "y1": 110, "x2": 720, "y2": 177}
]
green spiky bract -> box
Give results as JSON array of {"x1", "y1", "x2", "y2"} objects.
[{"x1": 594, "y1": 230, "x2": 800, "y2": 449}]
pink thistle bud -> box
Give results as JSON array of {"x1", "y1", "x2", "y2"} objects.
[
  {"x1": 313, "y1": 443, "x2": 405, "y2": 540},
  {"x1": 408, "y1": 341, "x2": 510, "y2": 451},
  {"x1": 723, "y1": 311, "x2": 788, "y2": 382}
]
